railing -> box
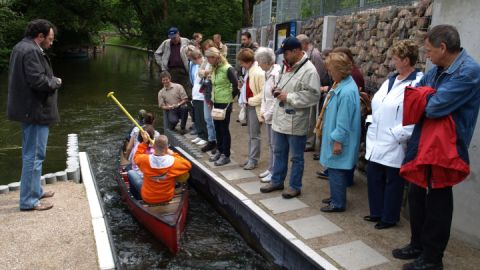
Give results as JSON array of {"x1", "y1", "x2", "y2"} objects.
[
  {"x1": 225, "y1": 43, "x2": 241, "y2": 67},
  {"x1": 252, "y1": 0, "x2": 274, "y2": 27}
]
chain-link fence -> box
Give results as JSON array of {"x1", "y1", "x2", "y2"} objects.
[
  {"x1": 225, "y1": 43, "x2": 241, "y2": 67},
  {"x1": 273, "y1": 0, "x2": 418, "y2": 23},
  {"x1": 253, "y1": 0, "x2": 273, "y2": 27}
]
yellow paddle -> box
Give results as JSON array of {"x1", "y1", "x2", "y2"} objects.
[{"x1": 107, "y1": 91, "x2": 154, "y2": 145}]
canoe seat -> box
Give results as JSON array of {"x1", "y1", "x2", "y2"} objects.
[{"x1": 141, "y1": 194, "x2": 183, "y2": 216}]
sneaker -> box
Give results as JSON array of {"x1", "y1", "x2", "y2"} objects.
[
  {"x1": 243, "y1": 162, "x2": 257, "y2": 170},
  {"x1": 259, "y1": 170, "x2": 270, "y2": 178},
  {"x1": 191, "y1": 137, "x2": 201, "y2": 143},
  {"x1": 209, "y1": 152, "x2": 221, "y2": 162},
  {"x1": 196, "y1": 139, "x2": 207, "y2": 146},
  {"x1": 214, "y1": 155, "x2": 231, "y2": 166},
  {"x1": 282, "y1": 187, "x2": 301, "y2": 199},
  {"x1": 201, "y1": 141, "x2": 216, "y2": 152},
  {"x1": 260, "y1": 183, "x2": 284, "y2": 193},
  {"x1": 260, "y1": 173, "x2": 272, "y2": 183}
]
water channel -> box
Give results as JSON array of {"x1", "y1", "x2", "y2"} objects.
[{"x1": 0, "y1": 46, "x2": 272, "y2": 269}]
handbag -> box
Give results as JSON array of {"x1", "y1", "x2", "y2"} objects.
[
  {"x1": 238, "y1": 106, "x2": 246, "y2": 122},
  {"x1": 211, "y1": 103, "x2": 231, "y2": 121}
]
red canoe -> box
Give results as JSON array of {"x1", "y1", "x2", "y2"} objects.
[{"x1": 117, "y1": 160, "x2": 189, "y2": 254}]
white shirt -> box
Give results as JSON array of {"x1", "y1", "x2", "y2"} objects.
[
  {"x1": 191, "y1": 63, "x2": 204, "y2": 101},
  {"x1": 366, "y1": 71, "x2": 423, "y2": 168}
]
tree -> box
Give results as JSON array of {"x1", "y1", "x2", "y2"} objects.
[
  {"x1": 242, "y1": 0, "x2": 256, "y2": 27},
  {"x1": 10, "y1": 0, "x2": 109, "y2": 47},
  {"x1": 0, "y1": 4, "x2": 26, "y2": 71}
]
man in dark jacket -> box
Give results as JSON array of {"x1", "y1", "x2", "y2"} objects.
[
  {"x1": 7, "y1": 19, "x2": 62, "y2": 211},
  {"x1": 393, "y1": 25, "x2": 480, "y2": 270}
]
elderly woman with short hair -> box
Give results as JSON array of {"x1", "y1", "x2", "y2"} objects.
[
  {"x1": 255, "y1": 47, "x2": 281, "y2": 182},
  {"x1": 319, "y1": 52, "x2": 361, "y2": 213},
  {"x1": 237, "y1": 48, "x2": 265, "y2": 170},
  {"x1": 364, "y1": 40, "x2": 423, "y2": 229}
]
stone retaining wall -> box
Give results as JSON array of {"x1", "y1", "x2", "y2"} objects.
[{"x1": 302, "y1": 0, "x2": 433, "y2": 93}]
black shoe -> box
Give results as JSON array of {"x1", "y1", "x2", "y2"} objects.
[
  {"x1": 392, "y1": 244, "x2": 423, "y2": 260},
  {"x1": 403, "y1": 257, "x2": 443, "y2": 270},
  {"x1": 316, "y1": 171, "x2": 328, "y2": 179},
  {"x1": 375, "y1": 221, "x2": 396, "y2": 230},
  {"x1": 363, "y1": 215, "x2": 381, "y2": 222},
  {"x1": 179, "y1": 129, "x2": 187, "y2": 135},
  {"x1": 304, "y1": 147, "x2": 314, "y2": 152},
  {"x1": 201, "y1": 141, "x2": 216, "y2": 152},
  {"x1": 321, "y1": 198, "x2": 331, "y2": 204},
  {"x1": 214, "y1": 155, "x2": 230, "y2": 166},
  {"x1": 241, "y1": 123, "x2": 247, "y2": 126},
  {"x1": 209, "y1": 152, "x2": 221, "y2": 162},
  {"x1": 313, "y1": 154, "x2": 320, "y2": 160},
  {"x1": 260, "y1": 183, "x2": 284, "y2": 193},
  {"x1": 320, "y1": 204, "x2": 345, "y2": 213}
]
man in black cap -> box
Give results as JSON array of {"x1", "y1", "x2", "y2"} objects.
[
  {"x1": 260, "y1": 37, "x2": 321, "y2": 199},
  {"x1": 155, "y1": 27, "x2": 193, "y2": 131}
]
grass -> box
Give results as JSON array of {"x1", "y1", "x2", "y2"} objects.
[{"x1": 105, "y1": 36, "x2": 146, "y2": 48}]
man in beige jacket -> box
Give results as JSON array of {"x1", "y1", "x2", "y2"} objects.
[{"x1": 260, "y1": 37, "x2": 321, "y2": 198}]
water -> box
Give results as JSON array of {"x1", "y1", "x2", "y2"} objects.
[{"x1": 0, "y1": 46, "x2": 271, "y2": 269}]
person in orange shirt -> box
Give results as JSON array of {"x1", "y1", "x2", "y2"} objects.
[{"x1": 130, "y1": 132, "x2": 192, "y2": 204}]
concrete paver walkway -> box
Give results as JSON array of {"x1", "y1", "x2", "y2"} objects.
[
  {"x1": 0, "y1": 181, "x2": 97, "y2": 270},
  {"x1": 180, "y1": 103, "x2": 480, "y2": 269}
]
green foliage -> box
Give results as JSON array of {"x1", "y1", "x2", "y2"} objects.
[
  {"x1": 0, "y1": 4, "x2": 26, "y2": 71},
  {"x1": 166, "y1": 0, "x2": 243, "y2": 42},
  {"x1": 9, "y1": 0, "x2": 109, "y2": 47},
  {"x1": 108, "y1": 0, "x2": 243, "y2": 49}
]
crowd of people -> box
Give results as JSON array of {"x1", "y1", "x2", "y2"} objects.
[
  {"x1": 7, "y1": 18, "x2": 480, "y2": 270},
  {"x1": 150, "y1": 25, "x2": 480, "y2": 270}
]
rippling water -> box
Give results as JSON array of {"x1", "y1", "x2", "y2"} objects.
[{"x1": 0, "y1": 47, "x2": 271, "y2": 269}]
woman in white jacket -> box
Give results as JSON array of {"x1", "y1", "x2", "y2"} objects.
[
  {"x1": 255, "y1": 47, "x2": 281, "y2": 182},
  {"x1": 365, "y1": 40, "x2": 423, "y2": 229}
]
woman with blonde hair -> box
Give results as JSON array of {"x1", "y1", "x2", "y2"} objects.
[
  {"x1": 204, "y1": 47, "x2": 238, "y2": 166},
  {"x1": 319, "y1": 52, "x2": 361, "y2": 213},
  {"x1": 364, "y1": 40, "x2": 423, "y2": 229}
]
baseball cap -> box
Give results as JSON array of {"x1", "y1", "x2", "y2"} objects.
[
  {"x1": 167, "y1": 27, "x2": 179, "y2": 38},
  {"x1": 275, "y1": 36, "x2": 302, "y2": 55}
]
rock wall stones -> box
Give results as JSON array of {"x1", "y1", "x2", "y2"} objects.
[
  {"x1": 246, "y1": 1, "x2": 432, "y2": 91},
  {"x1": 301, "y1": 17, "x2": 324, "y2": 49},
  {"x1": 302, "y1": 0, "x2": 433, "y2": 93}
]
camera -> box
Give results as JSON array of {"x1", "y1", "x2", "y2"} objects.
[{"x1": 272, "y1": 86, "x2": 281, "y2": 98}]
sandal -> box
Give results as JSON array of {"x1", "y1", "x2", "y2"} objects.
[{"x1": 41, "y1": 191, "x2": 55, "y2": 199}]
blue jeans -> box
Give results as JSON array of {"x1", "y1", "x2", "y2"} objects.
[
  {"x1": 19, "y1": 123, "x2": 49, "y2": 209},
  {"x1": 203, "y1": 101, "x2": 216, "y2": 141},
  {"x1": 128, "y1": 170, "x2": 143, "y2": 200},
  {"x1": 367, "y1": 161, "x2": 405, "y2": 223},
  {"x1": 324, "y1": 168, "x2": 355, "y2": 187},
  {"x1": 270, "y1": 131, "x2": 307, "y2": 190},
  {"x1": 328, "y1": 168, "x2": 349, "y2": 209}
]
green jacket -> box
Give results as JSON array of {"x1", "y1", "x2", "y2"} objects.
[{"x1": 212, "y1": 63, "x2": 233, "y2": 104}]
